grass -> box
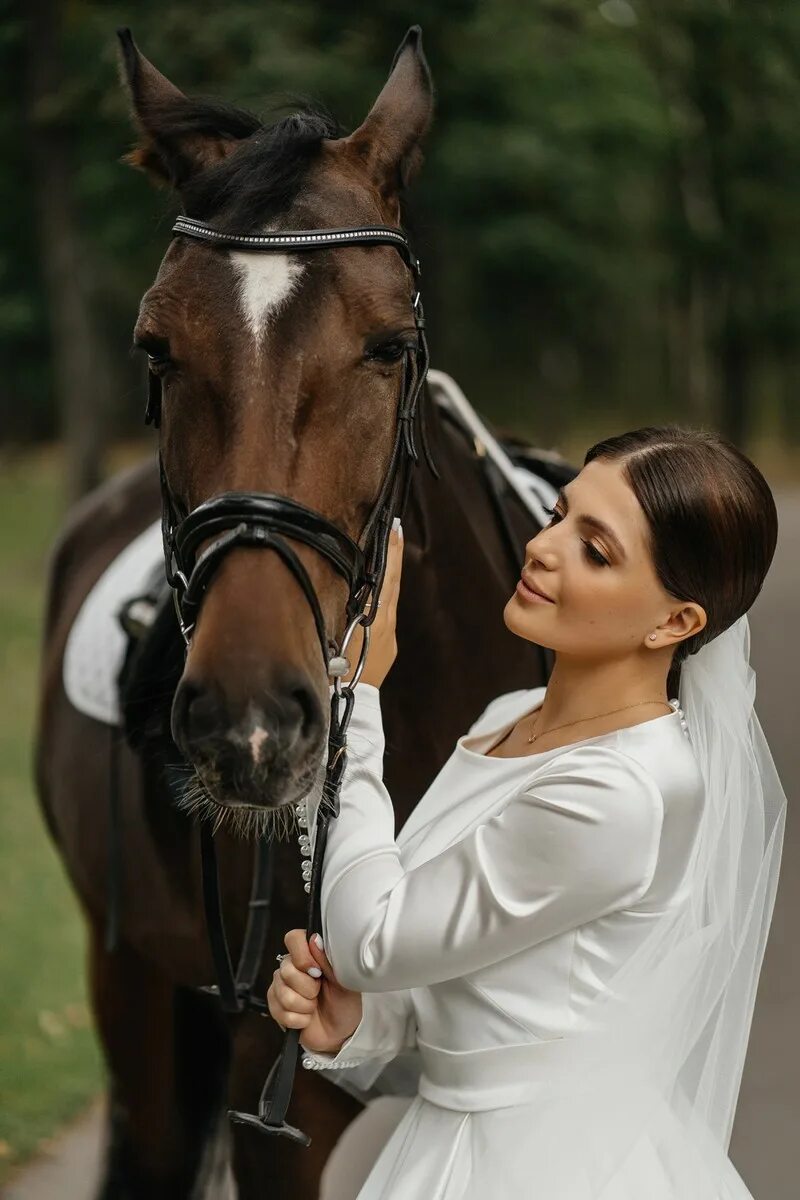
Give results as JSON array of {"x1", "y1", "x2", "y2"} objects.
[{"x1": 0, "y1": 449, "x2": 104, "y2": 1183}]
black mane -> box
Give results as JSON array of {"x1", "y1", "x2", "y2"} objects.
[{"x1": 178, "y1": 99, "x2": 344, "y2": 228}]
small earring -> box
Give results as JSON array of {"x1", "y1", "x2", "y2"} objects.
[{"x1": 648, "y1": 633, "x2": 657, "y2": 641}]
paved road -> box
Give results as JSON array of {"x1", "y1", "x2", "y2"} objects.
[
  {"x1": 4, "y1": 490, "x2": 798, "y2": 1199},
  {"x1": 727, "y1": 486, "x2": 799, "y2": 1198},
  {"x1": 0, "y1": 1102, "x2": 102, "y2": 1200}
]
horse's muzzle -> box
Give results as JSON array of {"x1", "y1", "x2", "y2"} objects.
[{"x1": 170, "y1": 667, "x2": 325, "y2": 807}]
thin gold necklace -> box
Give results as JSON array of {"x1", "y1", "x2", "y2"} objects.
[{"x1": 528, "y1": 699, "x2": 672, "y2": 744}]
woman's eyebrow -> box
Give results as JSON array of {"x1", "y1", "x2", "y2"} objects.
[{"x1": 557, "y1": 486, "x2": 627, "y2": 561}]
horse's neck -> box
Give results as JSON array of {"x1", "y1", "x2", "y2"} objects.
[{"x1": 414, "y1": 386, "x2": 523, "y2": 587}]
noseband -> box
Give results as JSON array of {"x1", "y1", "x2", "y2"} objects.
[{"x1": 144, "y1": 213, "x2": 437, "y2": 1144}]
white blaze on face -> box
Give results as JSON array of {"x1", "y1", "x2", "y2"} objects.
[
  {"x1": 248, "y1": 725, "x2": 270, "y2": 766},
  {"x1": 229, "y1": 240, "x2": 305, "y2": 344}
]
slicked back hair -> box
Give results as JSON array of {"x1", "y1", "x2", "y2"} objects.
[{"x1": 583, "y1": 426, "x2": 778, "y2": 697}]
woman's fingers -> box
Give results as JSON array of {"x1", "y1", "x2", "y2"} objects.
[
  {"x1": 277, "y1": 953, "x2": 321, "y2": 1000},
  {"x1": 284, "y1": 928, "x2": 324, "y2": 979},
  {"x1": 375, "y1": 525, "x2": 403, "y2": 620},
  {"x1": 308, "y1": 934, "x2": 337, "y2": 983},
  {"x1": 283, "y1": 927, "x2": 342, "y2": 991},
  {"x1": 391, "y1": 526, "x2": 404, "y2": 594},
  {"x1": 263, "y1": 969, "x2": 311, "y2": 1027},
  {"x1": 272, "y1": 973, "x2": 317, "y2": 1015},
  {"x1": 265, "y1": 931, "x2": 322, "y2": 1030},
  {"x1": 266, "y1": 983, "x2": 311, "y2": 1030},
  {"x1": 387, "y1": 523, "x2": 403, "y2": 588}
]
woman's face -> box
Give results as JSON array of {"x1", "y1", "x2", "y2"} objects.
[{"x1": 504, "y1": 458, "x2": 689, "y2": 661}]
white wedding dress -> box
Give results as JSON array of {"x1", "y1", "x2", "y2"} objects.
[{"x1": 300, "y1": 682, "x2": 757, "y2": 1199}]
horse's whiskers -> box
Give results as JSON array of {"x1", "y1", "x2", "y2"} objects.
[{"x1": 168, "y1": 763, "x2": 309, "y2": 843}]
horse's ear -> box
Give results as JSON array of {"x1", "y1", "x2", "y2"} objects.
[
  {"x1": 115, "y1": 28, "x2": 257, "y2": 189},
  {"x1": 340, "y1": 26, "x2": 434, "y2": 202}
]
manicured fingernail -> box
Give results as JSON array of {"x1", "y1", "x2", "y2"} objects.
[
  {"x1": 313, "y1": 933, "x2": 324, "y2": 950},
  {"x1": 391, "y1": 516, "x2": 401, "y2": 531},
  {"x1": 307, "y1": 966, "x2": 322, "y2": 978}
]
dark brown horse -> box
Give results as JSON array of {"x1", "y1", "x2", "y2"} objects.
[{"x1": 33, "y1": 27, "x2": 561, "y2": 1199}]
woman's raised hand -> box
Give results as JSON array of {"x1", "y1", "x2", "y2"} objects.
[
  {"x1": 341, "y1": 519, "x2": 404, "y2": 689},
  {"x1": 266, "y1": 928, "x2": 363, "y2": 1055}
]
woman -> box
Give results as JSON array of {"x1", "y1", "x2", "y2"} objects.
[{"x1": 267, "y1": 425, "x2": 787, "y2": 1199}]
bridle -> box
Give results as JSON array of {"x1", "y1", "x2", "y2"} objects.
[
  {"x1": 144, "y1": 212, "x2": 437, "y2": 1144},
  {"x1": 149, "y1": 215, "x2": 435, "y2": 654}
]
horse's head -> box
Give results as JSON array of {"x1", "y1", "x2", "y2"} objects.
[{"x1": 118, "y1": 27, "x2": 434, "y2": 820}]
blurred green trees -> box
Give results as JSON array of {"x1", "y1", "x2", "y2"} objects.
[{"x1": 6, "y1": 0, "x2": 800, "y2": 495}]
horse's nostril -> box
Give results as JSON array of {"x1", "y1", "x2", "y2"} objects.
[
  {"x1": 289, "y1": 680, "x2": 323, "y2": 747},
  {"x1": 172, "y1": 679, "x2": 225, "y2": 752},
  {"x1": 269, "y1": 665, "x2": 323, "y2": 755}
]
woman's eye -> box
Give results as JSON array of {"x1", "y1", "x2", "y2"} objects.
[
  {"x1": 542, "y1": 507, "x2": 610, "y2": 567},
  {"x1": 583, "y1": 541, "x2": 610, "y2": 567}
]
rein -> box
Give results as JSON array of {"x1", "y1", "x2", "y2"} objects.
[{"x1": 144, "y1": 214, "x2": 437, "y2": 1143}]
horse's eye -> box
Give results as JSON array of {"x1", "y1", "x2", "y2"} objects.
[
  {"x1": 147, "y1": 351, "x2": 173, "y2": 375},
  {"x1": 134, "y1": 333, "x2": 173, "y2": 372},
  {"x1": 364, "y1": 336, "x2": 417, "y2": 365}
]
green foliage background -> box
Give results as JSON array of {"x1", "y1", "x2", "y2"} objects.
[{"x1": 6, "y1": 0, "x2": 800, "y2": 452}]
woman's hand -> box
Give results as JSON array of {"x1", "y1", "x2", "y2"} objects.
[
  {"x1": 266, "y1": 928, "x2": 363, "y2": 1055},
  {"x1": 342, "y1": 520, "x2": 404, "y2": 689}
]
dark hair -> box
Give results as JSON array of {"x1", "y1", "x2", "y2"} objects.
[
  {"x1": 583, "y1": 425, "x2": 778, "y2": 698},
  {"x1": 181, "y1": 103, "x2": 343, "y2": 225}
]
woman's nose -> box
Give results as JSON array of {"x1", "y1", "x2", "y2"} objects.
[{"x1": 525, "y1": 528, "x2": 556, "y2": 566}]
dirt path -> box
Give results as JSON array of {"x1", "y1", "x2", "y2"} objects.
[
  {"x1": 5, "y1": 488, "x2": 798, "y2": 1199},
  {"x1": 0, "y1": 1101, "x2": 102, "y2": 1200}
]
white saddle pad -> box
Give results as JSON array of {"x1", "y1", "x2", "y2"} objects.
[{"x1": 63, "y1": 519, "x2": 165, "y2": 726}]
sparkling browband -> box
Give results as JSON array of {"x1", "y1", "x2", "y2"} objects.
[{"x1": 171, "y1": 216, "x2": 421, "y2": 277}]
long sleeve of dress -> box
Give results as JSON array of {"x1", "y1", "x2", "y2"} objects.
[
  {"x1": 311, "y1": 683, "x2": 665, "y2": 996},
  {"x1": 300, "y1": 985, "x2": 418, "y2": 1079},
  {"x1": 298, "y1": 693, "x2": 518, "y2": 1075}
]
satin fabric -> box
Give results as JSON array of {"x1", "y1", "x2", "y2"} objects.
[{"x1": 300, "y1": 683, "x2": 736, "y2": 1198}]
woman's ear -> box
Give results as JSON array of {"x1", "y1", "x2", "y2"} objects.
[{"x1": 657, "y1": 602, "x2": 707, "y2": 650}]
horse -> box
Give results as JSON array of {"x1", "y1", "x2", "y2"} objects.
[{"x1": 33, "y1": 26, "x2": 567, "y2": 1199}]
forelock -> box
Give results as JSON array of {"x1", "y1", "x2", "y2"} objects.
[{"x1": 180, "y1": 103, "x2": 344, "y2": 229}]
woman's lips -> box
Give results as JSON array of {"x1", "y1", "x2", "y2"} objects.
[{"x1": 516, "y1": 577, "x2": 555, "y2": 604}]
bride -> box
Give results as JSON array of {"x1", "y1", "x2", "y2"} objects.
[{"x1": 267, "y1": 424, "x2": 786, "y2": 1199}]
